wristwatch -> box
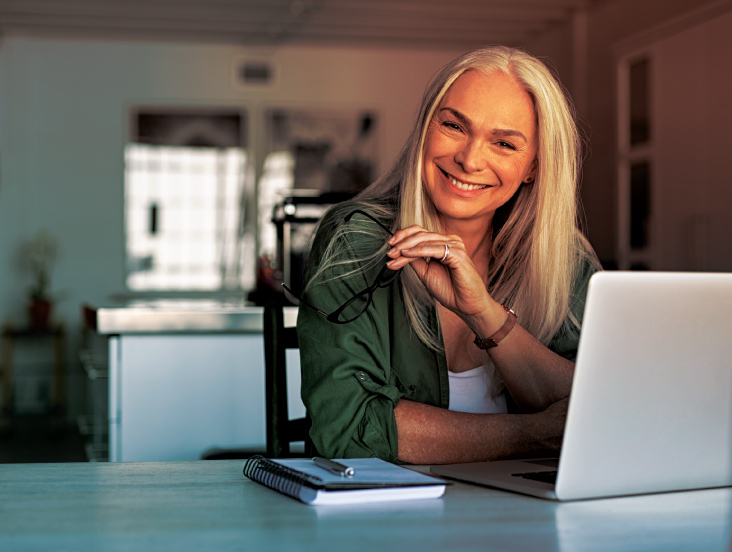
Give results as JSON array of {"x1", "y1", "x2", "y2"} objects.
[{"x1": 473, "y1": 305, "x2": 518, "y2": 350}]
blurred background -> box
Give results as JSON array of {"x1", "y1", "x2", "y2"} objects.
[{"x1": 0, "y1": 0, "x2": 730, "y2": 463}]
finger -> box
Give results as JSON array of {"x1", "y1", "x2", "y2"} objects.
[
  {"x1": 389, "y1": 232, "x2": 455, "y2": 257},
  {"x1": 387, "y1": 225, "x2": 428, "y2": 245},
  {"x1": 386, "y1": 233, "x2": 444, "y2": 261},
  {"x1": 386, "y1": 243, "x2": 444, "y2": 268},
  {"x1": 399, "y1": 242, "x2": 453, "y2": 263},
  {"x1": 385, "y1": 254, "x2": 431, "y2": 271},
  {"x1": 400, "y1": 236, "x2": 467, "y2": 264},
  {"x1": 389, "y1": 233, "x2": 440, "y2": 254},
  {"x1": 386, "y1": 242, "x2": 456, "y2": 278},
  {"x1": 388, "y1": 228, "x2": 456, "y2": 252}
]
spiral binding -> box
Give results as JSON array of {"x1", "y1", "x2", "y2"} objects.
[{"x1": 243, "y1": 455, "x2": 322, "y2": 500}]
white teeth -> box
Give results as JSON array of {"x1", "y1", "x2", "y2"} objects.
[{"x1": 449, "y1": 174, "x2": 487, "y2": 191}]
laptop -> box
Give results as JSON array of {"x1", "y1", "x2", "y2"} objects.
[{"x1": 431, "y1": 271, "x2": 732, "y2": 501}]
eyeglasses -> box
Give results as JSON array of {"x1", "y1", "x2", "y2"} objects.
[{"x1": 282, "y1": 209, "x2": 400, "y2": 324}]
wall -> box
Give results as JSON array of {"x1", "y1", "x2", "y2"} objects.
[
  {"x1": 651, "y1": 9, "x2": 732, "y2": 271},
  {"x1": 524, "y1": 0, "x2": 731, "y2": 266},
  {"x1": 0, "y1": 40, "x2": 9, "y2": 313},
  {"x1": 0, "y1": 38, "x2": 461, "y2": 417},
  {"x1": 7, "y1": 0, "x2": 730, "y2": 419}
]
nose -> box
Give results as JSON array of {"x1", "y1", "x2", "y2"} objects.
[{"x1": 453, "y1": 138, "x2": 487, "y2": 173}]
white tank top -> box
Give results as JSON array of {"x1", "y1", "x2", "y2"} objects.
[{"x1": 448, "y1": 364, "x2": 508, "y2": 414}]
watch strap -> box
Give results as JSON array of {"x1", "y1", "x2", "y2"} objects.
[{"x1": 473, "y1": 305, "x2": 517, "y2": 350}]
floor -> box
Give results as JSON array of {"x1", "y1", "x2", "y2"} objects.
[{"x1": 0, "y1": 414, "x2": 88, "y2": 464}]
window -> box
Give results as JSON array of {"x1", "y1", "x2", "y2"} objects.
[
  {"x1": 124, "y1": 109, "x2": 254, "y2": 292},
  {"x1": 124, "y1": 106, "x2": 377, "y2": 297}
]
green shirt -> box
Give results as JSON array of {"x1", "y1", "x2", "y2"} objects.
[{"x1": 297, "y1": 209, "x2": 597, "y2": 462}]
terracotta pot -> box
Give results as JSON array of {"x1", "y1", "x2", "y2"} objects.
[{"x1": 28, "y1": 298, "x2": 53, "y2": 330}]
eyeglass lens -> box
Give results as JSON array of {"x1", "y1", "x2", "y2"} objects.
[
  {"x1": 328, "y1": 264, "x2": 399, "y2": 323},
  {"x1": 284, "y1": 209, "x2": 399, "y2": 324}
]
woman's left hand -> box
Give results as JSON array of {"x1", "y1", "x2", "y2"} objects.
[{"x1": 385, "y1": 225, "x2": 494, "y2": 320}]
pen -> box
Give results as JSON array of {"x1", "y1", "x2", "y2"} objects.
[{"x1": 312, "y1": 457, "x2": 356, "y2": 477}]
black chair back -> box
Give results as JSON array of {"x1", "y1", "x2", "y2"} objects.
[{"x1": 263, "y1": 303, "x2": 313, "y2": 458}]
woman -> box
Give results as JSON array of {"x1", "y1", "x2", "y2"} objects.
[{"x1": 295, "y1": 46, "x2": 600, "y2": 464}]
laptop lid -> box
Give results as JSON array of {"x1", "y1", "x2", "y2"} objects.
[
  {"x1": 433, "y1": 271, "x2": 732, "y2": 501},
  {"x1": 556, "y1": 271, "x2": 732, "y2": 499}
]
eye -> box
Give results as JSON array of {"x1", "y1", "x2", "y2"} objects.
[
  {"x1": 497, "y1": 141, "x2": 516, "y2": 150},
  {"x1": 442, "y1": 121, "x2": 462, "y2": 132}
]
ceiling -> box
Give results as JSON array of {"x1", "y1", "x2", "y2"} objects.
[{"x1": 0, "y1": 0, "x2": 596, "y2": 50}]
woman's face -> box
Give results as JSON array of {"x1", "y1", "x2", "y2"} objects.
[{"x1": 421, "y1": 69, "x2": 538, "y2": 228}]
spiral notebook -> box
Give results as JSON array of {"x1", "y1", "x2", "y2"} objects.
[{"x1": 243, "y1": 455, "x2": 448, "y2": 505}]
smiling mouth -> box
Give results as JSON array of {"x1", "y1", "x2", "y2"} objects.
[{"x1": 440, "y1": 168, "x2": 490, "y2": 191}]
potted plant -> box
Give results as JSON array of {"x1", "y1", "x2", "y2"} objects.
[{"x1": 27, "y1": 229, "x2": 58, "y2": 330}]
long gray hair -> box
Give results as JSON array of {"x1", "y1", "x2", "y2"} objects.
[{"x1": 308, "y1": 45, "x2": 597, "y2": 349}]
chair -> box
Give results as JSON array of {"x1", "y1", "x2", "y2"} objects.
[
  {"x1": 201, "y1": 303, "x2": 313, "y2": 460},
  {"x1": 263, "y1": 302, "x2": 313, "y2": 458}
]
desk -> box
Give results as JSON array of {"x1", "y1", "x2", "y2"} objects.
[{"x1": 0, "y1": 460, "x2": 729, "y2": 552}]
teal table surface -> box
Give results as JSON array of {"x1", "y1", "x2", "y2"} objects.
[{"x1": 0, "y1": 460, "x2": 730, "y2": 552}]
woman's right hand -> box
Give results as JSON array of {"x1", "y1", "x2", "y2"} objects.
[
  {"x1": 529, "y1": 397, "x2": 569, "y2": 453},
  {"x1": 384, "y1": 225, "x2": 496, "y2": 321}
]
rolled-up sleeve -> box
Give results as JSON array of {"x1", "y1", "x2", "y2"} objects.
[{"x1": 297, "y1": 228, "x2": 405, "y2": 462}]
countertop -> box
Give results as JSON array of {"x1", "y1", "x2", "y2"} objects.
[{"x1": 88, "y1": 300, "x2": 298, "y2": 334}]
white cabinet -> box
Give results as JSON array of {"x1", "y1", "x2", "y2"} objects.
[
  {"x1": 110, "y1": 334, "x2": 260, "y2": 462},
  {"x1": 103, "y1": 306, "x2": 303, "y2": 462}
]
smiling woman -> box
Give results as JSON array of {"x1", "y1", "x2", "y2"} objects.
[
  {"x1": 296, "y1": 46, "x2": 601, "y2": 465},
  {"x1": 420, "y1": 70, "x2": 538, "y2": 230}
]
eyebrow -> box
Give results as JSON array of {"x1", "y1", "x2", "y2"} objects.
[{"x1": 438, "y1": 107, "x2": 528, "y2": 143}]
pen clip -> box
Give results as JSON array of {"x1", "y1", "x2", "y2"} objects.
[{"x1": 312, "y1": 457, "x2": 355, "y2": 478}]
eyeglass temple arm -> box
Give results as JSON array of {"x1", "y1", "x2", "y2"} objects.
[{"x1": 281, "y1": 283, "x2": 329, "y2": 317}]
